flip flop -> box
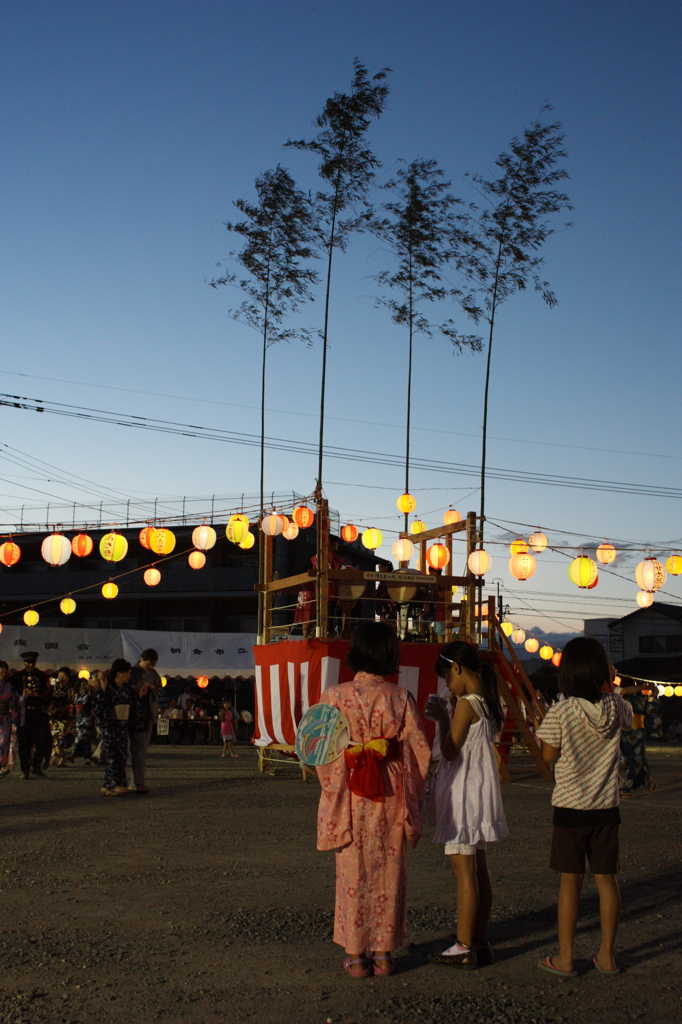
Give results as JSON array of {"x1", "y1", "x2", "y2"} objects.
[
  {"x1": 537, "y1": 956, "x2": 576, "y2": 977},
  {"x1": 592, "y1": 955, "x2": 619, "y2": 975}
]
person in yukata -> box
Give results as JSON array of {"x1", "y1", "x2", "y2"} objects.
[
  {"x1": 0, "y1": 662, "x2": 18, "y2": 777},
  {"x1": 72, "y1": 674, "x2": 98, "y2": 764},
  {"x1": 128, "y1": 648, "x2": 162, "y2": 794},
  {"x1": 315, "y1": 621, "x2": 431, "y2": 978},
  {"x1": 13, "y1": 652, "x2": 52, "y2": 779},
  {"x1": 91, "y1": 659, "x2": 133, "y2": 796},
  {"x1": 616, "y1": 677, "x2": 657, "y2": 797}
]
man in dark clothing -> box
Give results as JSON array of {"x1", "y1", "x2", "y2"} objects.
[
  {"x1": 12, "y1": 652, "x2": 52, "y2": 779},
  {"x1": 128, "y1": 648, "x2": 161, "y2": 794}
]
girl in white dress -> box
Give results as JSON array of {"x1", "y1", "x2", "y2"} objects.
[{"x1": 426, "y1": 641, "x2": 508, "y2": 968}]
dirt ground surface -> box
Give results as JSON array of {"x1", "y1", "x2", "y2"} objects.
[{"x1": 1, "y1": 743, "x2": 680, "y2": 1024}]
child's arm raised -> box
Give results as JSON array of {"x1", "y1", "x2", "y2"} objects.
[{"x1": 441, "y1": 698, "x2": 479, "y2": 761}]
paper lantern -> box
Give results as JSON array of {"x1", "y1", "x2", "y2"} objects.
[
  {"x1": 568, "y1": 556, "x2": 598, "y2": 588},
  {"x1": 277, "y1": 514, "x2": 290, "y2": 532},
  {"x1": 474, "y1": 605, "x2": 489, "y2": 619},
  {"x1": 451, "y1": 585, "x2": 459, "y2": 597},
  {"x1": 150, "y1": 528, "x2": 176, "y2": 556},
  {"x1": 226, "y1": 518, "x2": 249, "y2": 544},
  {"x1": 292, "y1": 506, "x2": 314, "y2": 529},
  {"x1": 60, "y1": 598, "x2": 76, "y2": 615},
  {"x1": 341, "y1": 524, "x2": 358, "y2": 543},
  {"x1": 551, "y1": 651, "x2": 562, "y2": 667},
  {"x1": 261, "y1": 514, "x2": 284, "y2": 537},
  {"x1": 500, "y1": 621, "x2": 513, "y2": 637},
  {"x1": 676, "y1": 686, "x2": 682, "y2": 697},
  {"x1": 666, "y1": 554, "x2": 682, "y2": 576},
  {"x1": 397, "y1": 493, "x2": 416, "y2": 514},
  {"x1": 426, "y1": 543, "x2": 450, "y2": 570},
  {"x1": 239, "y1": 532, "x2": 255, "y2": 550},
  {"x1": 24, "y1": 609, "x2": 39, "y2": 626},
  {"x1": 664, "y1": 685, "x2": 674, "y2": 697},
  {"x1": 512, "y1": 628, "x2": 526, "y2": 644},
  {"x1": 468, "y1": 548, "x2": 491, "y2": 576},
  {"x1": 78, "y1": 670, "x2": 90, "y2": 680},
  {"x1": 596, "y1": 542, "x2": 616, "y2": 565},
  {"x1": 144, "y1": 567, "x2": 161, "y2": 587},
  {"x1": 392, "y1": 538, "x2": 414, "y2": 562},
  {"x1": 443, "y1": 509, "x2": 461, "y2": 525},
  {"x1": 525, "y1": 637, "x2": 539, "y2": 654},
  {"x1": 509, "y1": 552, "x2": 536, "y2": 581},
  {"x1": 540, "y1": 645, "x2": 554, "y2": 661},
  {"x1": 41, "y1": 533, "x2": 72, "y2": 567},
  {"x1": 71, "y1": 532, "x2": 93, "y2": 558},
  {"x1": 192, "y1": 525, "x2": 216, "y2": 551},
  {"x1": 529, "y1": 531, "x2": 548, "y2": 554},
  {"x1": 160, "y1": 676, "x2": 167, "y2": 688},
  {"x1": 188, "y1": 550, "x2": 206, "y2": 569},
  {"x1": 510, "y1": 538, "x2": 528, "y2": 556},
  {"x1": 362, "y1": 528, "x2": 383, "y2": 550},
  {"x1": 102, "y1": 582, "x2": 119, "y2": 600},
  {"x1": 635, "y1": 557, "x2": 666, "y2": 593},
  {"x1": 196, "y1": 675, "x2": 209, "y2": 689},
  {"x1": 587, "y1": 574, "x2": 599, "y2": 590},
  {"x1": 614, "y1": 675, "x2": 622, "y2": 687},
  {"x1": 636, "y1": 590, "x2": 654, "y2": 608},
  {"x1": 139, "y1": 527, "x2": 155, "y2": 550},
  {"x1": 0, "y1": 541, "x2": 21, "y2": 567},
  {"x1": 283, "y1": 521, "x2": 300, "y2": 541},
  {"x1": 100, "y1": 532, "x2": 128, "y2": 563},
  {"x1": 228, "y1": 513, "x2": 250, "y2": 528},
  {"x1": 410, "y1": 520, "x2": 427, "y2": 536}
]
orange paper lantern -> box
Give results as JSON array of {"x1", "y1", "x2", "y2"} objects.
[
  {"x1": 0, "y1": 541, "x2": 21, "y2": 567},
  {"x1": 426, "y1": 543, "x2": 450, "y2": 569},
  {"x1": 196, "y1": 676, "x2": 209, "y2": 689},
  {"x1": 144, "y1": 567, "x2": 161, "y2": 587},
  {"x1": 509, "y1": 552, "x2": 536, "y2": 581},
  {"x1": 551, "y1": 651, "x2": 562, "y2": 667},
  {"x1": 71, "y1": 532, "x2": 93, "y2": 558},
  {"x1": 443, "y1": 509, "x2": 461, "y2": 525},
  {"x1": 341, "y1": 524, "x2": 358, "y2": 543},
  {"x1": 292, "y1": 506, "x2": 314, "y2": 529},
  {"x1": 188, "y1": 550, "x2": 206, "y2": 569},
  {"x1": 139, "y1": 527, "x2": 155, "y2": 550},
  {"x1": 525, "y1": 637, "x2": 539, "y2": 654}
]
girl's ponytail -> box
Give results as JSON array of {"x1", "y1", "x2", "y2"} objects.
[{"x1": 479, "y1": 661, "x2": 504, "y2": 732}]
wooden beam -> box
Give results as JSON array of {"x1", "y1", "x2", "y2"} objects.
[{"x1": 399, "y1": 519, "x2": 468, "y2": 544}]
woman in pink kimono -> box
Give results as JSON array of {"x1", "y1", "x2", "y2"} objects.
[{"x1": 316, "y1": 621, "x2": 431, "y2": 978}]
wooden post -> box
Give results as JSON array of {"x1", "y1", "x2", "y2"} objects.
[
  {"x1": 465, "y1": 511, "x2": 477, "y2": 640},
  {"x1": 444, "y1": 532, "x2": 453, "y2": 641},
  {"x1": 316, "y1": 498, "x2": 329, "y2": 639},
  {"x1": 262, "y1": 533, "x2": 274, "y2": 644},
  {"x1": 257, "y1": 528, "x2": 265, "y2": 644}
]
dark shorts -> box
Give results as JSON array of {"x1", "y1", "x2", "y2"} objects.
[{"x1": 550, "y1": 824, "x2": 619, "y2": 874}]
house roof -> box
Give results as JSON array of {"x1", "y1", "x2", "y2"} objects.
[
  {"x1": 607, "y1": 602, "x2": 682, "y2": 630},
  {"x1": 614, "y1": 654, "x2": 682, "y2": 683}
]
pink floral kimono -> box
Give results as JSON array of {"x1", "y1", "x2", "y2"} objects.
[{"x1": 316, "y1": 672, "x2": 431, "y2": 952}]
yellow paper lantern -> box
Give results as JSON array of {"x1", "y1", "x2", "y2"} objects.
[
  {"x1": 192, "y1": 525, "x2": 217, "y2": 551},
  {"x1": 510, "y1": 537, "x2": 528, "y2": 556},
  {"x1": 341, "y1": 524, "x2": 358, "y2": 543},
  {"x1": 292, "y1": 506, "x2": 314, "y2": 529},
  {"x1": 41, "y1": 533, "x2": 71, "y2": 567},
  {"x1": 283, "y1": 521, "x2": 299, "y2": 541},
  {"x1": 468, "y1": 548, "x2": 491, "y2": 576},
  {"x1": 529, "y1": 530, "x2": 548, "y2": 554},
  {"x1": 261, "y1": 514, "x2": 284, "y2": 537},
  {"x1": 228, "y1": 512, "x2": 250, "y2": 528},
  {"x1": 509, "y1": 552, "x2": 537, "y2": 581},
  {"x1": 540, "y1": 644, "x2": 554, "y2": 661},
  {"x1": 392, "y1": 538, "x2": 414, "y2": 562},
  {"x1": 664, "y1": 685, "x2": 674, "y2": 697},
  {"x1": 102, "y1": 582, "x2": 119, "y2": 600},
  {"x1": 396, "y1": 493, "x2": 416, "y2": 514},
  {"x1": 636, "y1": 590, "x2": 654, "y2": 608},
  {"x1": 0, "y1": 541, "x2": 21, "y2": 567},
  {"x1": 568, "y1": 556, "x2": 598, "y2": 588},
  {"x1": 451, "y1": 585, "x2": 459, "y2": 597},
  {"x1": 24, "y1": 609, "x2": 39, "y2": 626},
  {"x1": 443, "y1": 509, "x2": 461, "y2": 525},
  {"x1": 666, "y1": 554, "x2": 682, "y2": 576},
  {"x1": 150, "y1": 528, "x2": 176, "y2": 556},
  {"x1": 362, "y1": 528, "x2": 383, "y2": 550},
  {"x1": 596, "y1": 541, "x2": 616, "y2": 565},
  {"x1": 196, "y1": 675, "x2": 209, "y2": 689},
  {"x1": 226, "y1": 518, "x2": 249, "y2": 544},
  {"x1": 60, "y1": 597, "x2": 77, "y2": 615},
  {"x1": 188, "y1": 550, "x2": 206, "y2": 569},
  {"x1": 512, "y1": 628, "x2": 526, "y2": 644},
  {"x1": 635, "y1": 557, "x2": 666, "y2": 593},
  {"x1": 100, "y1": 532, "x2": 128, "y2": 563},
  {"x1": 78, "y1": 670, "x2": 90, "y2": 680},
  {"x1": 410, "y1": 520, "x2": 427, "y2": 536},
  {"x1": 160, "y1": 676, "x2": 167, "y2": 687},
  {"x1": 144, "y1": 567, "x2": 161, "y2": 587},
  {"x1": 426, "y1": 543, "x2": 450, "y2": 570},
  {"x1": 71, "y1": 532, "x2": 93, "y2": 558},
  {"x1": 675, "y1": 685, "x2": 682, "y2": 697},
  {"x1": 239, "y1": 532, "x2": 255, "y2": 550},
  {"x1": 525, "y1": 637, "x2": 539, "y2": 654},
  {"x1": 500, "y1": 621, "x2": 513, "y2": 637}
]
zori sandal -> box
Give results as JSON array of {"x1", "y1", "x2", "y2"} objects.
[
  {"x1": 592, "y1": 955, "x2": 620, "y2": 975},
  {"x1": 371, "y1": 954, "x2": 394, "y2": 977},
  {"x1": 537, "y1": 956, "x2": 577, "y2": 977},
  {"x1": 343, "y1": 956, "x2": 372, "y2": 978}
]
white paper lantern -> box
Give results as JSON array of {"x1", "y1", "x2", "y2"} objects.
[{"x1": 41, "y1": 533, "x2": 71, "y2": 567}]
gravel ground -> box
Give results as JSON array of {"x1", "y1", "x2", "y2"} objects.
[{"x1": 1, "y1": 743, "x2": 680, "y2": 1024}]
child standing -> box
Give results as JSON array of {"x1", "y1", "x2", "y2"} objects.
[
  {"x1": 536, "y1": 636, "x2": 632, "y2": 977},
  {"x1": 220, "y1": 699, "x2": 238, "y2": 758},
  {"x1": 426, "y1": 641, "x2": 508, "y2": 968}
]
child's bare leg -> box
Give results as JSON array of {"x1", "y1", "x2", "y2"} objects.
[
  {"x1": 451, "y1": 854, "x2": 478, "y2": 947},
  {"x1": 473, "y1": 850, "x2": 493, "y2": 944},
  {"x1": 593, "y1": 873, "x2": 620, "y2": 971},
  {"x1": 554, "y1": 872, "x2": 583, "y2": 972}
]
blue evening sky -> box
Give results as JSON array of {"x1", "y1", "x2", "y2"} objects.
[{"x1": 2, "y1": 0, "x2": 681, "y2": 638}]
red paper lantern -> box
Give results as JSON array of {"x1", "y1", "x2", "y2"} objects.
[
  {"x1": 71, "y1": 532, "x2": 94, "y2": 558},
  {"x1": 341, "y1": 524, "x2": 358, "y2": 543},
  {"x1": 196, "y1": 675, "x2": 209, "y2": 689},
  {"x1": 292, "y1": 506, "x2": 314, "y2": 529},
  {"x1": 551, "y1": 651, "x2": 562, "y2": 667},
  {"x1": 0, "y1": 541, "x2": 21, "y2": 567}
]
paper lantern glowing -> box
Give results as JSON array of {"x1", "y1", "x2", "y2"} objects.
[
  {"x1": 474, "y1": 605, "x2": 489, "y2": 619},
  {"x1": 78, "y1": 670, "x2": 90, "y2": 680},
  {"x1": 396, "y1": 493, "x2": 416, "y2": 514},
  {"x1": 540, "y1": 645, "x2": 554, "y2": 661},
  {"x1": 635, "y1": 557, "x2": 666, "y2": 593},
  {"x1": 587, "y1": 574, "x2": 599, "y2": 589},
  {"x1": 568, "y1": 556, "x2": 598, "y2": 588},
  {"x1": 160, "y1": 676, "x2": 167, "y2": 688},
  {"x1": 144, "y1": 567, "x2": 161, "y2": 587},
  {"x1": 228, "y1": 513, "x2": 250, "y2": 528},
  {"x1": 283, "y1": 521, "x2": 299, "y2": 541},
  {"x1": 443, "y1": 509, "x2": 461, "y2": 525},
  {"x1": 666, "y1": 554, "x2": 682, "y2": 576},
  {"x1": 188, "y1": 550, "x2": 206, "y2": 569},
  {"x1": 192, "y1": 525, "x2": 216, "y2": 552},
  {"x1": 362, "y1": 528, "x2": 383, "y2": 551},
  {"x1": 664, "y1": 685, "x2": 674, "y2": 697},
  {"x1": 277, "y1": 514, "x2": 290, "y2": 533},
  {"x1": 426, "y1": 543, "x2": 450, "y2": 570},
  {"x1": 102, "y1": 582, "x2": 119, "y2": 600},
  {"x1": 261, "y1": 514, "x2": 284, "y2": 537},
  {"x1": 511, "y1": 628, "x2": 526, "y2": 644},
  {"x1": 150, "y1": 528, "x2": 176, "y2": 556},
  {"x1": 0, "y1": 541, "x2": 21, "y2": 567},
  {"x1": 500, "y1": 621, "x2": 513, "y2": 637},
  {"x1": 139, "y1": 527, "x2": 155, "y2": 550},
  {"x1": 196, "y1": 675, "x2": 209, "y2": 689},
  {"x1": 510, "y1": 538, "x2": 528, "y2": 556},
  {"x1": 676, "y1": 686, "x2": 682, "y2": 697},
  {"x1": 341, "y1": 524, "x2": 358, "y2": 543},
  {"x1": 551, "y1": 651, "x2": 562, "y2": 667},
  {"x1": 468, "y1": 548, "x2": 491, "y2": 576},
  {"x1": 410, "y1": 520, "x2": 427, "y2": 536},
  {"x1": 41, "y1": 533, "x2": 72, "y2": 567},
  {"x1": 636, "y1": 590, "x2": 654, "y2": 608},
  {"x1": 509, "y1": 552, "x2": 536, "y2": 581},
  {"x1": 239, "y1": 532, "x2": 255, "y2": 550},
  {"x1": 392, "y1": 538, "x2": 414, "y2": 562},
  {"x1": 525, "y1": 637, "x2": 539, "y2": 654},
  {"x1": 71, "y1": 532, "x2": 93, "y2": 558},
  {"x1": 24, "y1": 610, "x2": 39, "y2": 626},
  {"x1": 226, "y1": 518, "x2": 249, "y2": 544},
  {"x1": 292, "y1": 506, "x2": 314, "y2": 529},
  {"x1": 596, "y1": 542, "x2": 616, "y2": 565},
  {"x1": 60, "y1": 597, "x2": 76, "y2": 615},
  {"x1": 529, "y1": 531, "x2": 548, "y2": 554},
  {"x1": 100, "y1": 533, "x2": 128, "y2": 563}
]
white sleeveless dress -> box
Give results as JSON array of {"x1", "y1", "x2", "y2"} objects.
[{"x1": 432, "y1": 694, "x2": 509, "y2": 847}]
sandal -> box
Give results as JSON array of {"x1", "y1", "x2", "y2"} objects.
[
  {"x1": 432, "y1": 942, "x2": 477, "y2": 968},
  {"x1": 371, "y1": 954, "x2": 394, "y2": 977},
  {"x1": 592, "y1": 955, "x2": 619, "y2": 975},
  {"x1": 537, "y1": 956, "x2": 576, "y2": 977},
  {"x1": 343, "y1": 956, "x2": 372, "y2": 978}
]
